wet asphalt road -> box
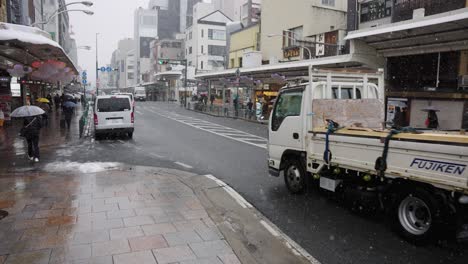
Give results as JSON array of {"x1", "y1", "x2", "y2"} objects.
[{"x1": 4, "y1": 101, "x2": 467, "y2": 264}]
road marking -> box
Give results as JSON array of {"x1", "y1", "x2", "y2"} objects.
[
  {"x1": 174, "y1": 161, "x2": 193, "y2": 169},
  {"x1": 136, "y1": 111, "x2": 143, "y2": 115},
  {"x1": 118, "y1": 140, "x2": 126, "y2": 144},
  {"x1": 204, "y1": 174, "x2": 227, "y2": 187},
  {"x1": 154, "y1": 110, "x2": 267, "y2": 149},
  {"x1": 260, "y1": 220, "x2": 280, "y2": 237},
  {"x1": 149, "y1": 153, "x2": 165, "y2": 158}
]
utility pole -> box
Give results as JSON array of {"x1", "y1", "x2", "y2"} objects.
[
  {"x1": 184, "y1": 59, "x2": 188, "y2": 108},
  {"x1": 95, "y1": 33, "x2": 99, "y2": 96},
  {"x1": 40, "y1": 0, "x2": 44, "y2": 30}
]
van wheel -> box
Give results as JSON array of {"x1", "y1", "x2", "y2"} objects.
[
  {"x1": 128, "y1": 132, "x2": 133, "y2": 139},
  {"x1": 391, "y1": 187, "x2": 446, "y2": 244},
  {"x1": 284, "y1": 159, "x2": 306, "y2": 194}
]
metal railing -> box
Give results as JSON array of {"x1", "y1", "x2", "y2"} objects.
[{"x1": 188, "y1": 102, "x2": 267, "y2": 123}]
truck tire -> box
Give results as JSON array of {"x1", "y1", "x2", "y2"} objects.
[
  {"x1": 284, "y1": 159, "x2": 306, "y2": 194},
  {"x1": 391, "y1": 186, "x2": 446, "y2": 244}
]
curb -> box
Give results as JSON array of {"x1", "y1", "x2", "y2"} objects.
[{"x1": 201, "y1": 174, "x2": 320, "y2": 264}]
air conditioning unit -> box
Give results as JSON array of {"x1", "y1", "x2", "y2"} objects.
[{"x1": 459, "y1": 75, "x2": 468, "y2": 87}]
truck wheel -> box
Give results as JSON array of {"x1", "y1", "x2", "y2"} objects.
[
  {"x1": 391, "y1": 187, "x2": 445, "y2": 244},
  {"x1": 284, "y1": 159, "x2": 306, "y2": 194}
]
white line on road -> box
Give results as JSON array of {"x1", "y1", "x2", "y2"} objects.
[
  {"x1": 174, "y1": 161, "x2": 193, "y2": 169},
  {"x1": 149, "y1": 153, "x2": 165, "y2": 158},
  {"x1": 154, "y1": 111, "x2": 267, "y2": 149},
  {"x1": 136, "y1": 111, "x2": 143, "y2": 115}
]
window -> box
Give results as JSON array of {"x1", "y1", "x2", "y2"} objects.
[
  {"x1": 322, "y1": 0, "x2": 335, "y2": 7},
  {"x1": 127, "y1": 73, "x2": 134, "y2": 79},
  {"x1": 201, "y1": 45, "x2": 204, "y2": 54},
  {"x1": 332, "y1": 87, "x2": 362, "y2": 99},
  {"x1": 201, "y1": 61, "x2": 204, "y2": 70},
  {"x1": 172, "y1": 42, "x2": 181, "y2": 48},
  {"x1": 97, "y1": 98, "x2": 131, "y2": 112},
  {"x1": 208, "y1": 29, "x2": 226, "y2": 40},
  {"x1": 127, "y1": 65, "x2": 134, "y2": 70},
  {"x1": 208, "y1": 45, "x2": 225, "y2": 56},
  {"x1": 189, "y1": 47, "x2": 192, "y2": 54},
  {"x1": 201, "y1": 29, "x2": 204, "y2": 38},
  {"x1": 283, "y1": 26, "x2": 303, "y2": 47},
  {"x1": 189, "y1": 32, "x2": 192, "y2": 40},
  {"x1": 271, "y1": 90, "x2": 303, "y2": 131},
  {"x1": 209, "y1": 60, "x2": 225, "y2": 67},
  {"x1": 230, "y1": 59, "x2": 235, "y2": 68},
  {"x1": 238, "y1": 58, "x2": 243, "y2": 68}
]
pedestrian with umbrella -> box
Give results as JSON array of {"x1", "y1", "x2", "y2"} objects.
[
  {"x1": 62, "y1": 100, "x2": 77, "y2": 129},
  {"x1": 11, "y1": 105, "x2": 44, "y2": 162},
  {"x1": 37, "y1": 98, "x2": 51, "y2": 126}
]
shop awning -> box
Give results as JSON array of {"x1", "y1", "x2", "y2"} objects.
[
  {"x1": 0, "y1": 22, "x2": 78, "y2": 78},
  {"x1": 195, "y1": 53, "x2": 383, "y2": 82},
  {"x1": 345, "y1": 8, "x2": 468, "y2": 57}
]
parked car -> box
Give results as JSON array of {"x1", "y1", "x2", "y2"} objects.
[{"x1": 94, "y1": 95, "x2": 134, "y2": 139}]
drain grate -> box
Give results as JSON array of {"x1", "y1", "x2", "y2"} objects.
[{"x1": 0, "y1": 210, "x2": 8, "y2": 220}]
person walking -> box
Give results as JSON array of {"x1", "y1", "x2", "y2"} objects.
[
  {"x1": 63, "y1": 105, "x2": 74, "y2": 129},
  {"x1": 246, "y1": 99, "x2": 253, "y2": 119},
  {"x1": 54, "y1": 94, "x2": 61, "y2": 111},
  {"x1": 22, "y1": 115, "x2": 42, "y2": 162}
]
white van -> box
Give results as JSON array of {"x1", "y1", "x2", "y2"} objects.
[
  {"x1": 94, "y1": 95, "x2": 134, "y2": 139},
  {"x1": 134, "y1": 87, "x2": 147, "y2": 101}
]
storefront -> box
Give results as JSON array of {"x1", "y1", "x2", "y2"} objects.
[{"x1": 346, "y1": 8, "x2": 468, "y2": 130}]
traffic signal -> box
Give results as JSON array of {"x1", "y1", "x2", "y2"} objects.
[{"x1": 158, "y1": 60, "x2": 169, "y2": 65}]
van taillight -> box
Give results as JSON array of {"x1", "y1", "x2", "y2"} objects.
[
  {"x1": 131, "y1": 112, "x2": 134, "y2": 123},
  {"x1": 94, "y1": 113, "x2": 98, "y2": 125}
]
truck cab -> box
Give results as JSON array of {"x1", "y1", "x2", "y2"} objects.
[{"x1": 268, "y1": 68, "x2": 384, "y2": 191}]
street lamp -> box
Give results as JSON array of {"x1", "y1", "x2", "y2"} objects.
[
  {"x1": 267, "y1": 34, "x2": 313, "y2": 60},
  {"x1": 31, "y1": 9, "x2": 94, "y2": 27}
]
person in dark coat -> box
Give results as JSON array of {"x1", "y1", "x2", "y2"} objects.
[
  {"x1": 63, "y1": 105, "x2": 74, "y2": 129},
  {"x1": 54, "y1": 94, "x2": 61, "y2": 110},
  {"x1": 23, "y1": 115, "x2": 42, "y2": 162},
  {"x1": 427, "y1": 110, "x2": 439, "y2": 129}
]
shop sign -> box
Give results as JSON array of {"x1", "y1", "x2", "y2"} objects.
[
  {"x1": 283, "y1": 47, "x2": 301, "y2": 59},
  {"x1": 0, "y1": 76, "x2": 10, "y2": 83}
]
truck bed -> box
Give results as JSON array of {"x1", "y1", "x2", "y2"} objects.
[{"x1": 308, "y1": 128, "x2": 468, "y2": 193}]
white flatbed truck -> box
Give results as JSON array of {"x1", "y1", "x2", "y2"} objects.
[{"x1": 268, "y1": 68, "x2": 468, "y2": 243}]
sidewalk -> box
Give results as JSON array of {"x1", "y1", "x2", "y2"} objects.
[
  {"x1": 0, "y1": 106, "x2": 86, "y2": 170},
  {"x1": 0, "y1": 165, "x2": 315, "y2": 264}
]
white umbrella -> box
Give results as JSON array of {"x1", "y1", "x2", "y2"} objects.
[{"x1": 11, "y1": 105, "x2": 45, "y2": 117}]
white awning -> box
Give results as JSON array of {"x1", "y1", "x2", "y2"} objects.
[
  {"x1": 0, "y1": 22, "x2": 78, "y2": 77},
  {"x1": 195, "y1": 53, "x2": 383, "y2": 80},
  {"x1": 155, "y1": 71, "x2": 182, "y2": 81},
  {"x1": 345, "y1": 8, "x2": 468, "y2": 57}
]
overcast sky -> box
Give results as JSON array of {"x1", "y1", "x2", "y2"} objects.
[{"x1": 67, "y1": 0, "x2": 150, "y2": 87}]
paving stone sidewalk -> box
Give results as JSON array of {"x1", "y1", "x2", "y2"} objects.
[{"x1": 0, "y1": 166, "x2": 241, "y2": 264}]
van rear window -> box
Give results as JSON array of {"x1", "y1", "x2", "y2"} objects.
[{"x1": 97, "y1": 98, "x2": 131, "y2": 112}]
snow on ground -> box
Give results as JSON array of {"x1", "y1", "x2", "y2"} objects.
[{"x1": 44, "y1": 161, "x2": 121, "y2": 173}]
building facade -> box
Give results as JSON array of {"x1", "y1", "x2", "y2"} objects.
[
  {"x1": 134, "y1": 5, "x2": 159, "y2": 85},
  {"x1": 109, "y1": 38, "x2": 135, "y2": 89},
  {"x1": 228, "y1": 23, "x2": 260, "y2": 68},
  {"x1": 260, "y1": 0, "x2": 347, "y2": 64},
  {"x1": 185, "y1": 3, "x2": 232, "y2": 73},
  {"x1": 0, "y1": 0, "x2": 7, "y2": 22},
  {"x1": 346, "y1": 0, "x2": 468, "y2": 130}
]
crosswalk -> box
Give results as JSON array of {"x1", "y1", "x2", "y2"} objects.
[{"x1": 137, "y1": 104, "x2": 268, "y2": 149}]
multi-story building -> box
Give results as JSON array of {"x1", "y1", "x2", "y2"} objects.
[
  {"x1": 134, "y1": 4, "x2": 158, "y2": 85},
  {"x1": 109, "y1": 38, "x2": 135, "y2": 89},
  {"x1": 126, "y1": 50, "x2": 136, "y2": 88},
  {"x1": 0, "y1": 0, "x2": 6, "y2": 22},
  {"x1": 260, "y1": 0, "x2": 347, "y2": 64},
  {"x1": 185, "y1": 2, "x2": 232, "y2": 73},
  {"x1": 212, "y1": 0, "x2": 261, "y2": 26},
  {"x1": 346, "y1": 0, "x2": 468, "y2": 130},
  {"x1": 228, "y1": 23, "x2": 260, "y2": 69},
  {"x1": 5, "y1": 0, "x2": 23, "y2": 24}
]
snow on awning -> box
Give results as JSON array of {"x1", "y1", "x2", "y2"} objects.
[
  {"x1": 195, "y1": 54, "x2": 382, "y2": 81},
  {"x1": 345, "y1": 8, "x2": 468, "y2": 57},
  {"x1": 0, "y1": 22, "x2": 78, "y2": 78}
]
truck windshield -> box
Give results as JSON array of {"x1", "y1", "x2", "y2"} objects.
[{"x1": 271, "y1": 91, "x2": 303, "y2": 131}]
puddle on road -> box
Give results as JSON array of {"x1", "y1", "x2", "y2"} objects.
[{"x1": 44, "y1": 161, "x2": 121, "y2": 173}]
